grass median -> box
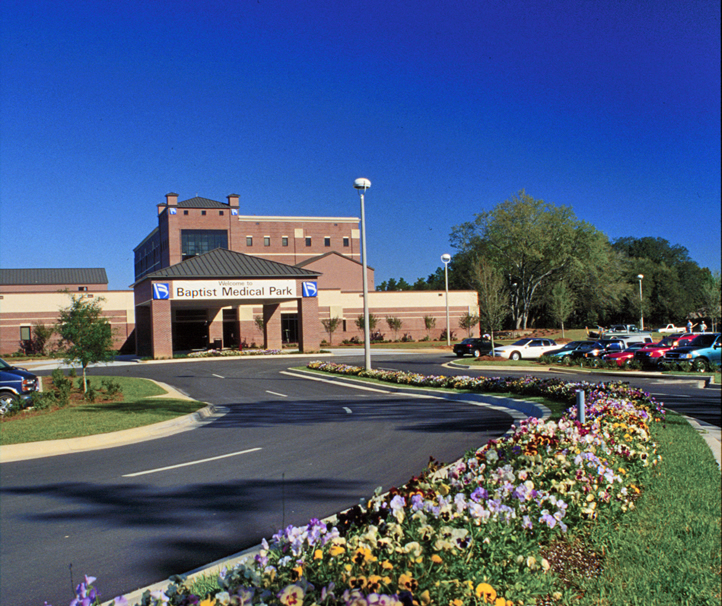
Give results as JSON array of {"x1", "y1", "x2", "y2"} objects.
[{"x1": 0, "y1": 376, "x2": 206, "y2": 446}]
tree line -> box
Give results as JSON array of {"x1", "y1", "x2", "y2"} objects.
[{"x1": 377, "y1": 190, "x2": 721, "y2": 334}]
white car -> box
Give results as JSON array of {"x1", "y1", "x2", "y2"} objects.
[
  {"x1": 491, "y1": 338, "x2": 558, "y2": 360},
  {"x1": 657, "y1": 324, "x2": 682, "y2": 333}
]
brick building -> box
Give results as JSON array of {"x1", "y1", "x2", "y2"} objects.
[
  {"x1": 132, "y1": 193, "x2": 479, "y2": 358},
  {"x1": 0, "y1": 269, "x2": 135, "y2": 355},
  {"x1": 0, "y1": 192, "x2": 480, "y2": 358}
]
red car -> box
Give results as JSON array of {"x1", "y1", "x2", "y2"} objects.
[
  {"x1": 633, "y1": 333, "x2": 698, "y2": 367},
  {"x1": 602, "y1": 342, "x2": 655, "y2": 367}
]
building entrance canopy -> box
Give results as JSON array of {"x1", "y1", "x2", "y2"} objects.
[{"x1": 134, "y1": 248, "x2": 321, "y2": 358}]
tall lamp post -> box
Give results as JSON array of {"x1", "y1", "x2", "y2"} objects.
[
  {"x1": 637, "y1": 274, "x2": 644, "y2": 331},
  {"x1": 354, "y1": 178, "x2": 372, "y2": 370},
  {"x1": 441, "y1": 253, "x2": 451, "y2": 346}
]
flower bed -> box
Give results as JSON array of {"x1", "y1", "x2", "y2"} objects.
[
  {"x1": 186, "y1": 349, "x2": 282, "y2": 358},
  {"x1": 50, "y1": 364, "x2": 664, "y2": 606}
]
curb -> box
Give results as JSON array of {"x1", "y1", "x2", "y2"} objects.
[
  {"x1": 446, "y1": 360, "x2": 716, "y2": 387},
  {"x1": 0, "y1": 381, "x2": 217, "y2": 463}
]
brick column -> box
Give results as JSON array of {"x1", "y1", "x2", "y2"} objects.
[
  {"x1": 150, "y1": 298, "x2": 173, "y2": 359},
  {"x1": 263, "y1": 303, "x2": 282, "y2": 351},
  {"x1": 207, "y1": 306, "x2": 223, "y2": 349},
  {"x1": 298, "y1": 296, "x2": 320, "y2": 352}
]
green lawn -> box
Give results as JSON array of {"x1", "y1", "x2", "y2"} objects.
[
  {"x1": 572, "y1": 410, "x2": 721, "y2": 604},
  {"x1": 0, "y1": 376, "x2": 206, "y2": 445}
]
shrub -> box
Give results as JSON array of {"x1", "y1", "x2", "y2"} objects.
[
  {"x1": 101, "y1": 378, "x2": 122, "y2": 397},
  {"x1": 28, "y1": 390, "x2": 59, "y2": 411},
  {"x1": 439, "y1": 328, "x2": 456, "y2": 342},
  {"x1": 83, "y1": 382, "x2": 98, "y2": 402},
  {"x1": 370, "y1": 331, "x2": 385, "y2": 343}
]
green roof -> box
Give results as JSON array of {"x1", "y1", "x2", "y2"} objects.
[
  {"x1": 143, "y1": 248, "x2": 321, "y2": 280},
  {"x1": 0, "y1": 268, "x2": 108, "y2": 286}
]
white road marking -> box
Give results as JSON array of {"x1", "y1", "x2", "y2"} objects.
[
  {"x1": 212, "y1": 374, "x2": 225, "y2": 379},
  {"x1": 122, "y1": 448, "x2": 262, "y2": 477},
  {"x1": 266, "y1": 390, "x2": 288, "y2": 398},
  {"x1": 343, "y1": 407, "x2": 353, "y2": 414}
]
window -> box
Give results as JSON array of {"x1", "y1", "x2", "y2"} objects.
[
  {"x1": 20, "y1": 326, "x2": 31, "y2": 342},
  {"x1": 305, "y1": 237, "x2": 312, "y2": 247},
  {"x1": 246, "y1": 236, "x2": 253, "y2": 246},
  {"x1": 183, "y1": 210, "x2": 189, "y2": 215},
  {"x1": 282, "y1": 236, "x2": 289, "y2": 247},
  {"x1": 324, "y1": 237, "x2": 331, "y2": 247},
  {"x1": 78, "y1": 286, "x2": 88, "y2": 291},
  {"x1": 264, "y1": 236, "x2": 271, "y2": 247},
  {"x1": 201, "y1": 210, "x2": 206, "y2": 216},
  {"x1": 343, "y1": 237, "x2": 350, "y2": 247},
  {"x1": 219, "y1": 211, "x2": 224, "y2": 216},
  {"x1": 181, "y1": 229, "x2": 228, "y2": 260}
]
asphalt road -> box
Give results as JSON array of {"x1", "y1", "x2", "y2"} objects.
[
  {"x1": 1, "y1": 355, "x2": 513, "y2": 606},
  {"x1": 1, "y1": 351, "x2": 718, "y2": 605}
]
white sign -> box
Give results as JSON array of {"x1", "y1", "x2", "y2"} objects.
[{"x1": 171, "y1": 280, "x2": 297, "y2": 300}]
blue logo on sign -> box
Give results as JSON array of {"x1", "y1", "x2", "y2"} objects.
[
  {"x1": 302, "y1": 282, "x2": 318, "y2": 297},
  {"x1": 153, "y1": 283, "x2": 170, "y2": 299},
  {"x1": 169, "y1": 208, "x2": 177, "y2": 215},
  {"x1": 231, "y1": 209, "x2": 239, "y2": 215}
]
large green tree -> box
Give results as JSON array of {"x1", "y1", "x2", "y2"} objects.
[
  {"x1": 56, "y1": 294, "x2": 115, "y2": 392},
  {"x1": 451, "y1": 190, "x2": 612, "y2": 329},
  {"x1": 612, "y1": 237, "x2": 711, "y2": 326}
]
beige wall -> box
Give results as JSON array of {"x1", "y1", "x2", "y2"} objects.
[
  {"x1": 316, "y1": 289, "x2": 480, "y2": 342},
  {"x1": 0, "y1": 291, "x2": 135, "y2": 355}
]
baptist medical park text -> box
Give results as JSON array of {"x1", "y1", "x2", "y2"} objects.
[
  {"x1": 170, "y1": 280, "x2": 298, "y2": 300},
  {"x1": 176, "y1": 285, "x2": 294, "y2": 298}
]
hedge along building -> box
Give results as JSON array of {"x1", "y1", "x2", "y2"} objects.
[{"x1": 132, "y1": 192, "x2": 481, "y2": 357}]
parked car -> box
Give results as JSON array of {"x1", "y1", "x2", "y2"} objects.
[
  {"x1": 662, "y1": 333, "x2": 722, "y2": 372},
  {"x1": 586, "y1": 324, "x2": 652, "y2": 339},
  {"x1": 601, "y1": 342, "x2": 651, "y2": 367},
  {"x1": 491, "y1": 338, "x2": 558, "y2": 360},
  {"x1": 0, "y1": 358, "x2": 40, "y2": 414},
  {"x1": 453, "y1": 337, "x2": 493, "y2": 358},
  {"x1": 544, "y1": 341, "x2": 592, "y2": 362},
  {"x1": 608, "y1": 324, "x2": 642, "y2": 333},
  {"x1": 634, "y1": 334, "x2": 698, "y2": 368},
  {"x1": 581, "y1": 339, "x2": 628, "y2": 361},
  {"x1": 657, "y1": 323, "x2": 682, "y2": 333},
  {"x1": 615, "y1": 334, "x2": 655, "y2": 345}
]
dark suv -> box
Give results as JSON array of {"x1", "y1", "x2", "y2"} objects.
[
  {"x1": 453, "y1": 338, "x2": 493, "y2": 358},
  {"x1": 0, "y1": 358, "x2": 40, "y2": 414}
]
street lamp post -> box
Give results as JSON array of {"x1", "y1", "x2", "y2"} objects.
[
  {"x1": 354, "y1": 178, "x2": 372, "y2": 370},
  {"x1": 441, "y1": 253, "x2": 451, "y2": 346},
  {"x1": 637, "y1": 274, "x2": 644, "y2": 331}
]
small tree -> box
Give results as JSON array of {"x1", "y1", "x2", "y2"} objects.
[
  {"x1": 321, "y1": 317, "x2": 342, "y2": 345},
  {"x1": 386, "y1": 316, "x2": 403, "y2": 341},
  {"x1": 472, "y1": 258, "x2": 508, "y2": 352},
  {"x1": 458, "y1": 312, "x2": 480, "y2": 338},
  {"x1": 355, "y1": 313, "x2": 378, "y2": 332},
  {"x1": 254, "y1": 315, "x2": 265, "y2": 336},
  {"x1": 32, "y1": 323, "x2": 56, "y2": 356},
  {"x1": 549, "y1": 281, "x2": 576, "y2": 338},
  {"x1": 56, "y1": 295, "x2": 115, "y2": 393},
  {"x1": 423, "y1": 315, "x2": 436, "y2": 340}
]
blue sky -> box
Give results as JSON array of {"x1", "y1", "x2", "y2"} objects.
[{"x1": 1, "y1": 0, "x2": 719, "y2": 290}]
